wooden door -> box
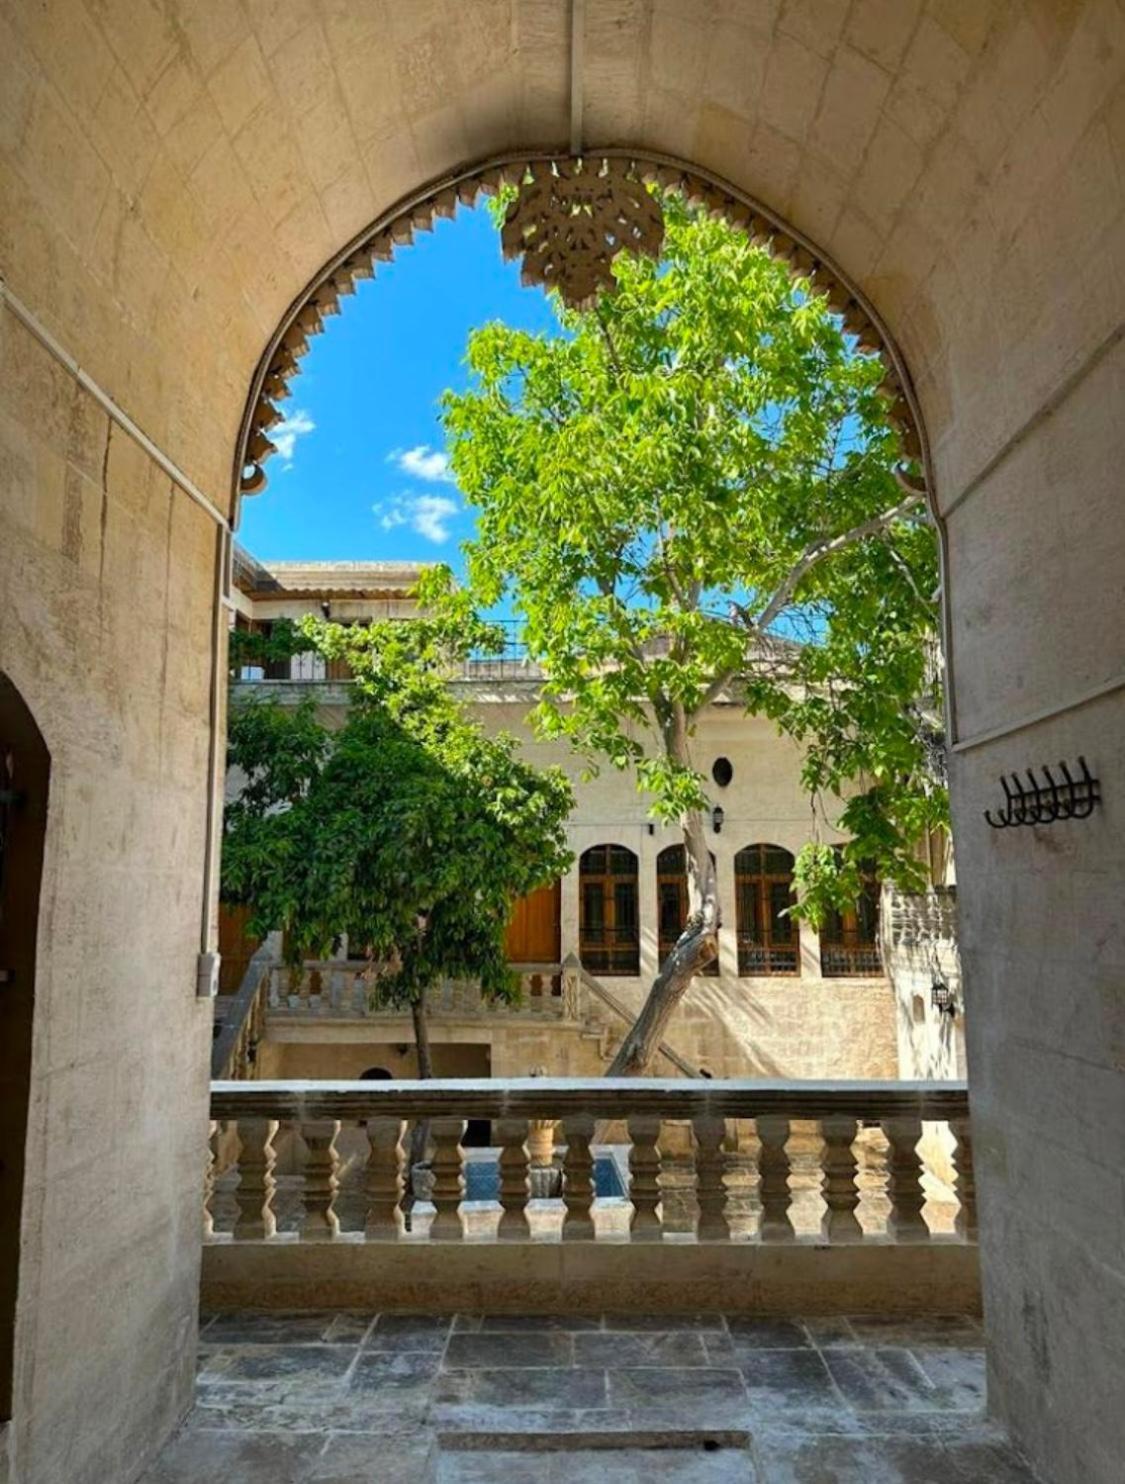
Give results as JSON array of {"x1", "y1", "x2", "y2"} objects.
[
  {"x1": 505, "y1": 880, "x2": 561, "y2": 963},
  {"x1": 0, "y1": 675, "x2": 50, "y2": 1424},
  {"x1": 218, "y1": 902, "x2": 262, "y2": 993}
]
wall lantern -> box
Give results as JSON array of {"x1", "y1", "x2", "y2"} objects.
[
  {"x1": 711, "y1": 805, "x2": 725, "y2": 835},
  {"x1": 931, "y1": 975, "x2": 957, "y2": 1018}
]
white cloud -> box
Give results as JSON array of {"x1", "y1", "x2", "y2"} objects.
[
  {"x1": 388, "y1": 444, "x2": 454, "y2": 483},
  {"x1": 374, "y1": 491, "x2": 460, "y2": 544},
  {"x1": 271, "y1": 409, "x2": 315, "y2": 465}
]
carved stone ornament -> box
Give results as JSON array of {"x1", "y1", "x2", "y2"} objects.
[
  {"x1": 238, "y1": 155, "x2": 923, "y2": 500},
  {"x1": 500, "y1": 157, "x2": 665, "y2": 309}
]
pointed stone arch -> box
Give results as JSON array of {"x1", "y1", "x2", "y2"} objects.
[{"x1": 232, "y1": 150, "x2": 931, "y2": 509}]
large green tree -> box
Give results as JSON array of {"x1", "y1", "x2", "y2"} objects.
[
  {"x1": 426, "y1": 189, "x2": 944, "y2": 1074},
  {"x1": 222, "y1": 615, "x2": 574, "y2": 1084}
]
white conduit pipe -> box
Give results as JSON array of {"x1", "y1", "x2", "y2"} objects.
[{"x1": 0, "y1": 277, "x2": 232, "y2": 983}]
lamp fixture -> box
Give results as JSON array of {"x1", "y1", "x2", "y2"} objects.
[
  {"x1": 711, "y1": 804, "x2": 725, "y2": 835},
  {"x1": 931, "y1": 975, "x2": 957, "y2": 1018}
]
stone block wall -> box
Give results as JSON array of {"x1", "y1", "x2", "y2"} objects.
[
  {"x1": 0, "y1": 312, "x2": 214, "y2": 1484},
  {"x1": 2, "y1": 3, "x2": 1124, "y2": 1481}
]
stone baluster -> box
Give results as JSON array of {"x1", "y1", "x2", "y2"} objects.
[
  {"x1": 203, "y1": 1115, "x2": 219, "y2": 1234},
  {"x1": 951, "y1": 1116, "x2": 978, "y2": 1241},
  {"x1": 284, "y1": 966, "x2": 299, "y2": 1010},
  {"x1": 819, "y1": 1115, "x2": 862, "y2": 1243},
  {"x1": 756, "y1": 1115, "x2": 795, "y2": 1241},
  {"x1": 882, "y1": 1117, "x2": 929, "y2": 1241},
  {"x1": 364, "y1": 1117, "x2": 405, "y2": 1241},
  {"x1": 300, "y1": 1119, "x2": 341, "y2": 1240},
  {"x1": 628, "y1": 1114, "x2": 663, "y2": 1241},
  {"x1": 429, "y1": 1117, "x2": 465, "y2": 1240},
  {"x1": 496, "y1": 1118, "x2": 531, "y2": 1240},
  {"x1": 233, "y1": 1117, "x2": 277, "y2": 1239},
  {"x1": 203, "y1": 1120, "x2": 220, "y2": 1239},
  {"x1": 562, "y1": 1113, "x2": 596, "y2": 1240},
  {"x1": 693, "y1": 1115, "x2": 730, "y2": 1241},
  {"x1": 562, "y1": 965, "x2": 580, "y2": 1020}
]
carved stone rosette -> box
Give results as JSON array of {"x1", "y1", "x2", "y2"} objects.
[{"x1": 499, "y1": 157, "x2": 664, "y2": 309}]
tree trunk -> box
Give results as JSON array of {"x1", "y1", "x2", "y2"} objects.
[
  {"x1": 608, "y1": 804, "x2": 720, "y2": 1075},
  {"x1": 404, "y1": 994, "x2": 433, "y2": 1227},
  {"x1": 411, "y1": 995, "x2": 434, "y2": 1079}
]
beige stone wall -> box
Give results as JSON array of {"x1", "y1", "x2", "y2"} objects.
[
  {"x1": 2, "y1": 3, "x2": 1125, "y2": 1481},
  {"x1": 243, "y1": 682, "x2": 900, "y2": 1080},
  {"x1": 258, "y1": 1040, "x2": 491, "y2": 1082},
  {"x1": 475, "y1": 696, "x2": 900, "y2": 1080},
  {"x1": 0, "y1": 316, "x2": 215, "y2": 1483}
]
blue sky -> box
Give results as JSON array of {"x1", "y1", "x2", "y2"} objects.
[{"x1": 236, "y1": 204, "x2": 556, "y2": 569}]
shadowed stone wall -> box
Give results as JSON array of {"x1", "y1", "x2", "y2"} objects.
[{"x1": 0, "y1": 314, "x2": 216, "y2": 1483}]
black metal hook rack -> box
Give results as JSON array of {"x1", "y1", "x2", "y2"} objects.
[{"x1": 984, "y1": 756, "x2": 1101, "y2": 829}]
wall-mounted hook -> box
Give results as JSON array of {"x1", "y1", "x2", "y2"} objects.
[
  {"x1": 984, "y1": 757, "x2": 1101, "y2": 831},
  {"x1": 1039, "y1": 765, "x2": 1060, "y2": 824}
]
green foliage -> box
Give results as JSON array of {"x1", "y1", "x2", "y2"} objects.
[
  {"x1": 221, "y1": 621, "x2": 574, "y2": 1008},
  {"x1": 228, "y1": 618, "x2": 315, "y2": 675},
  {"x1": 425, "y1": 188, "x2": 944, "y2": 904}
]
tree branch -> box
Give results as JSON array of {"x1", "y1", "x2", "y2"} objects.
[
  {"x1": 752, "y1": 489, "x2": 926, "y2": 635},
  {"x1": 594, "y1": 305, "x2": 623, "y2": 379}
]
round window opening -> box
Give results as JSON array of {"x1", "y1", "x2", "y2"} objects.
[{"x1": 711, "y1": 757, "x2": 733, "y2": 788}]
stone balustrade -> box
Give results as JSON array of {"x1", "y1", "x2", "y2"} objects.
[
  {"x1": 206, "y1": 1078, "x2": 973, "y2": 1246},
  {"x1": 268, "y1": 962, "x2": 573, "y2": 1020},
  {"x1": 211, "y1": 945, "x2": 272, "y2": 1079}
]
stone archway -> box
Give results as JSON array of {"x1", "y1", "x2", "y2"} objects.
[
  {"x1": 230, "y1": 147, "x2": 961, "y2": 726},
  {"x1": 0, "y1": 676, "x2": 50, "y2": 1428},
  {"x1": 1, "y1": 6, "x2": 1123, "y2": 1482}
]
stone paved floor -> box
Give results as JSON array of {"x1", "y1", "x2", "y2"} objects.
[{"x1": 142, "y1": 1311, "x2": 1041, "y2": 1482}]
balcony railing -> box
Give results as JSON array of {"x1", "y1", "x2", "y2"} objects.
[
  {"x1": 206, "y1": 1078, "x2": 974, "y2": 1245},
  {"x1": 268, "y1": 962, "x2": 574, "y2": 1020},
  {"x1": 212, "y1": 944, "x2": 272, "y2": 1079},
  {"x1": 820, "y1": 941, "x2": 883, "y2": 977},
  {"x1": 579, "y1": 926, "x2": 641, "y2": 977},
  {"x1": 735, "y1": 935, "x2": 800, "y2": 976},
  {"x1": 202, "y1": 1078, "x2": 977, "y2": 1312}
]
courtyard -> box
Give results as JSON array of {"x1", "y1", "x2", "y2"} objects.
[
  {"x1": 145, "y1": 1310, "x2": 1032, "y2": 1483},
  {"x1": 3, "y1": 5, "x2": 1124, "y2": 1484}
]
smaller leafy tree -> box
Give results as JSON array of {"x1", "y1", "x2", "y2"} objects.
[{"x1": 222, "y1": 616, "x2": 574, "y2": 1093}]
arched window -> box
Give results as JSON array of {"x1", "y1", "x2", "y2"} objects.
[
  {"x1": 820, "y1": 855, "x2": 881, "y2": 977},
  {"x1": 734, "y1": 844, "x2": 799, "y2": 976},
  {"x1": 656, "y1": 845, "x2": 720, "y2": 974},
  {"x1": 579, "y1": 845, "x2": 639, "y2": 976}
]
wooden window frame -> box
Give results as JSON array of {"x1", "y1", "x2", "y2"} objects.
[
  {"x1": 655, "y1": 844, "x2": 720, "y2": 975},
  {"x1": 734, "y1": 843, "x2": 800, "y2": 977},
  {"x1": 820, "y1": 857, "x2": 882, "y2": 977},
  {"x1": 579, "y1": 844, "x2": 640, "y2": 977}
]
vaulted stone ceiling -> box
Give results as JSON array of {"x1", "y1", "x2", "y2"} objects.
[{"x1": 2, "y1": 0, "x2": 1121, "y2": 523}]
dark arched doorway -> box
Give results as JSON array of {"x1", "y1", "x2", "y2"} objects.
[{"x1": 0, "y1": 675, "x2": 49, "y2": 1425}]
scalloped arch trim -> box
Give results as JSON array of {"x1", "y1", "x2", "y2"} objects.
[{"x1": 234, "y1": 151, "x2": 925, "y2": 509}]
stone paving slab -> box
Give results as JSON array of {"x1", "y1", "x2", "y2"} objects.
[{"x1": 142, "y1": 1312, "x2": 1039, "y2": 1483}]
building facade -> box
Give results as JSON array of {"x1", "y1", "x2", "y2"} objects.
[{"x1": 227, "y1": 550, "x2": 953, "y2": 1086}]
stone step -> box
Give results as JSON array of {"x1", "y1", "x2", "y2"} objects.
[
  {"x1": 434, "y1": 1442, "x2": 753, "y2": 1482},
  {"x1": 438, "y1": 1426, "x2": 751, "y2": 1453}
]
